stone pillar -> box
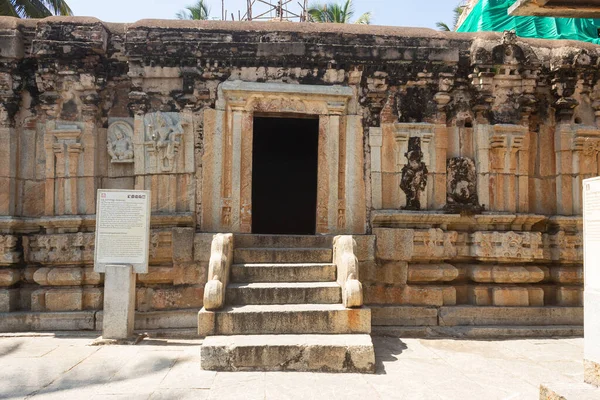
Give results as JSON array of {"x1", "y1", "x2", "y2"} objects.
[
  {"x1": 369, "y1": 127, "x2": 383, "y2": 210},
  {"x1": 102, "y1": 264, "x2": 136, "y2": 339}
]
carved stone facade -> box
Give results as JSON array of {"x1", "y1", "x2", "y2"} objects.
[{"x1": 0, "y1": 17, "x2": 593, "y2": 332}]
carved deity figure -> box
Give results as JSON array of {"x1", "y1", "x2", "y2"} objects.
[
  {"x1": 400, "y1": 137, "x2": 428, "y2": 210},
  {"x1": 107, "y1": 121, "x2": 134, "y2": 163},
  {"x1": 444, "y1": 157, "x2": 484, "y2": 214},
  {"x1": 147, "y1": 112, "x2": 183, "y2": 172}
]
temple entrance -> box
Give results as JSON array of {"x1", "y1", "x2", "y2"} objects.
[{"x1": 252, "y1": 116, "x2": 319, "y2": 235}]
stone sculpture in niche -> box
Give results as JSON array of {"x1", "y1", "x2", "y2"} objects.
[
  {"x1": 444, "y1": 157, "x2": 484, "y2": 214},
  {"x1": 144, "y1": 112, "x2": 184, "y2": 172},
  {"x1": 400, "y1": 137, "x2": 428, "y2": 210},
  {"x1": 107, "y1": 121, "x2": 134, "y2": 163}
]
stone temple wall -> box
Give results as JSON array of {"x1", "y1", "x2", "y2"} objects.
[{"x1": 0, "y1": 17, "x2": 595, "y2": 332}]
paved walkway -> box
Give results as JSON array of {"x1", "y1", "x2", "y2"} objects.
[{"x1": 0, "y1": 333, "x2": 584, "y2": 400}]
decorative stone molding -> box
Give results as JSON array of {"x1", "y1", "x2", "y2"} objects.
[
  {"x1": 333, "y1": 235, "x2": 363, "y2": 308},
  {"x1": 544, "y1": 231, "x2": 583, "y2": 263},
  {"x1": 468, "y1": 265, "x2": 545, "y2": 284},
  {"x1": 475, "y1": 124, "x2": 530, "y2": 212},
  {"x1": 24, "y1": 233, "x2": 95, "y2": 265},
  {"x1": 32, "y1": 266, "x2": 101, "y2": 286},
  {"x1": 412, "y1": 229, "x2": 461, "y2": 261},
  {"x1": 0, "y1": 235, "x2": 20, "y2": 265},
  {"x1": 203, "y1": 233, "x2": 233, "y2": 311},
  {"x1": 470, "y1": 231, "x2": 543, "y2": 262},
  {"x1": 554, "y1": 126, "x2": 600, "y2": 215}
]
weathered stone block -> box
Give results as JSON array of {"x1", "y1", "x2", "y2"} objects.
[
  {"x1": 194, "y1": 233, "x2": 215, "y2": 262},
  {"x1": 353, "y1": 235, "x2": 375, "y2": 262},
  {"x1": 492, "y1": 287, "x2": 529, "y2": 306},
  {"x1": 371, "y1": 306, "x2": 438, "y2": 326},
  {"x1": 45, "y1": 288, "x2": 83, "y2": 312},
  {"x1": 438, "y1": 306, "x2": 583, "y2": 326},
  {"x1": 374, "y1": 228, "x2": 414, "y2": 261},
  {"x1": 151, "y1": 286, "x2": 204, "y2": 310},
  {"x1": 200, "y1": 334, "x2": 375, "y2": 373},
  {"x1": 528, "y1": 287, "x2": 545, "y2": 306},
  {"x1": 551, "y1": 266, "x2": 584, "y2": 285},
  {"x1": 0, "y1": 289, "x2": 19, "y2": 312},
  {"x1": 557, "y1": 287, "x2": 583, "y2": 306},
  {"x1": 360, "y1": 261, "x2": 408, "y2": 284},
  {"x1": 83, "y1": 267, "x2": 102, "y2": 285},
  {"x1": 31, "y1": 289, "x2": 46, "y2": 312},
  {"x1": 83, "y1": 288, "x2": 103, "y2": 310},
  {"x1": 364, "y1": 284, "x2": 445, "y2": 306},
  {"x1": 468, "y1": 286, "x2": 492, "y2": 306},
  {"x1": 173, "y1": 263, "x2": 207, "y2": 285},
  {"x1": 47, "y1": 267, "x2": 83, "y2": 286},
  {"x1": 172, "y1": 228, "x2": 194, "y2": 262},
  {"x1": 0, "y1": 268, "x2": 19, "y2": 287},
  {"x1": 137, "y1": 266, "x2": 174, "y2": 284},
  {"x1": 443, "y1": 287, "x2": 457, "y2": 306},
  {"x1": 469, "y1": 265, "x2": 545, "y2": 284},
  {"x1": 0, "y1": 311, "x2": 95, "y2": 332},
  {"x1": 407, "y1": 263, "x2": 458, "y2": 283}
]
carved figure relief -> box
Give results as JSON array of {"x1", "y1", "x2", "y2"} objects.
[
  {"x1": 107, "y1": 121, "x2": 134, "y2": 163},
  {"x1": 400, "y1": 137, "x2": 428, "y2": 210},
  {"x1": 444, "y1": 157, "x2": 484, "y2": 214},
  {"x1": 144, "y1": 112, "x2": 184, "y2": 172}
]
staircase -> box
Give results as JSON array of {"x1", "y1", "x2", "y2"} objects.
[{"x1": 198, "y1": 234, "x2": 375, "y2": 373}]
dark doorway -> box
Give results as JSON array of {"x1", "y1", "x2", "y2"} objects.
[{"x1": 252, "y1": 116, "x2": 319, "y2": 235}]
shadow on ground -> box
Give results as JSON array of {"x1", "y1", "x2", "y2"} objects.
[{"x1": 372, "y1": 336, "x2": 407, "y2": 374}]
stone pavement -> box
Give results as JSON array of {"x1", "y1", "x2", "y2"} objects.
[{"x1": 0, "y1": 333, "x2": 585, "y2": 400}]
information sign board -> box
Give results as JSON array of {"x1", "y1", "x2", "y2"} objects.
[{"x1": 94, "y1": 189, "x2": 151, "y2": 273}]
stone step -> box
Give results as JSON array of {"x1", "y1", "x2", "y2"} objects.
[
  {"x1": 231, "y1": 263, "x2": 337, "y2": 283},
  {"x1": 226, "y1": 282, "x2": 341, "y2": 305},
  {"x1": 233, "y1": 248, "x2": 333, "y2": 264},
  {"x1": 234, "y1": 234, "x2": 333, "y2": 249},
  {"x1": 201, "y1": 334, "x2": 375, "y2": 373},
  {"x1": 198, "y1": 304, "x2": 371, "y2": 336}
]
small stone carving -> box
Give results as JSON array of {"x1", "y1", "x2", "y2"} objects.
[
  {"x1": 471, "y1": 231, "x2": 543, "y2": 262},
  {"x1": 0, "y1": 235, "x2": 20, "y2": 265},
  {"x1": 144, "y1": 112, "x2": 184, "y2": 172},
  {"x1": 107, "y1": 121, "x2": 134, "y2": 163},
  {"x1": 400, "y1": 137, "x2": 428, "y2": 210},
  {"x1": 444, "y1": 157, "x2": 484, "y2": 214}
]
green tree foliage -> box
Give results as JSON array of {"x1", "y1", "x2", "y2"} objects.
[
  {"x1": 437, "y1": 4, "x2": 465, "y2": 31},
  {"x1": 308, "y1": 0, "x2": 371, "y2": 24},
  {"x1": 0, "y1": 0, "x2": 72, "y2": 18},
  {"x1": 176, "y1": 0, "x2": 210, "y2": 20}
]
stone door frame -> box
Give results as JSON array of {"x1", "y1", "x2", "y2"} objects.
[{"x1": 201, "y1": 80, "x2": 366, "y2": 234}]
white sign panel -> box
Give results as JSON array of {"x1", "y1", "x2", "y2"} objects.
[{"x1": 94, "y1": 189, "x2": 151, "y2": 273}]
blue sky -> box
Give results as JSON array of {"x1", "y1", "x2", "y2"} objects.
[{"x1": 66, "y1": 0, "x2": 460, "y2": 29}]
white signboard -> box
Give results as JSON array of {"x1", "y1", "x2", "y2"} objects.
[{"x1": 94, "y1": 189, "x2": 151, "y2": 273}]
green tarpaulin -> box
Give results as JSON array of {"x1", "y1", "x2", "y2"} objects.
[{"x1": 456, "y1": 0, "x2": 600, "y2": 44}]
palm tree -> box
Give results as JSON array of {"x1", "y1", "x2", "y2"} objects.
[
  {"x1": 308, "y1": 0, "x2": 371, "y2": 24},
  {"x1": 437, "y1": 4, "x2": 465, "y2": 32},
  {"x1": 0, "y1": 0, "x2": 72, "y2": 18},
  {"x1": 176, "y1": 0, "x2": 210, "y2": 20}
]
